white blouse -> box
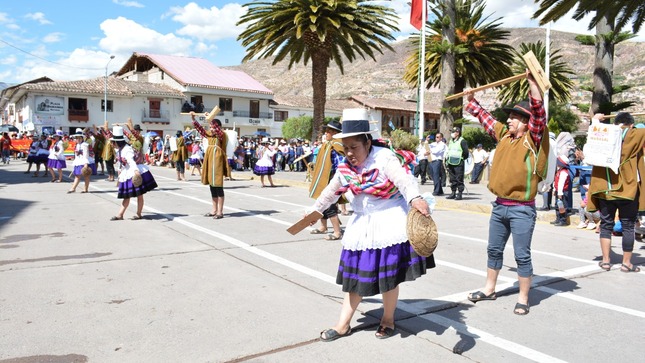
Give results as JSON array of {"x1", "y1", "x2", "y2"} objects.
[
  {"x1": 72, "y1": 142, "x2": 89, "y2": 166},
  {"x1": 313, "y1": 146, "x2": 421, "y2": 251},
  {"x1": 116, "y1": 144, "x2": 151, "y2": 182}
]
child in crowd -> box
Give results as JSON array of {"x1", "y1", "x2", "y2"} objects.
[
  {"x1": 553, "y1": 155, "x2": 573, "y2": 227},
  {"x1": 577, "y1": 195, "x2": 600, "y2": 230}
]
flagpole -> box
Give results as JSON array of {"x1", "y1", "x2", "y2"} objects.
[{"x1": 418, "y1": 0, "x2": 426, "y2": 140}]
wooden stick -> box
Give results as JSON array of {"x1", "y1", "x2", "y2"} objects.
[
  {"x1": 445, "y1": 74, "x2": 526, "y2": 101},
  {"x1": 603, "y1": 112, "x2": 645, "y2": 119},
  {"x1": 286, "y1": 211, "x2": 323, "y2": 235}
]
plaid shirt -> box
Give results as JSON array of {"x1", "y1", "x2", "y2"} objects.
[{"x1": 465, "y1": 95, "x2": 546, "y2": 147}]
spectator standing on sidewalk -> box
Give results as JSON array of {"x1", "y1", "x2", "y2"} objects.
[
  {"x1": 463, "y1": 70, "x2": 548, "y2": 316},
  {"x1": 414, "y1": 137, "x2": 430, "y2": 185},
  {"x1": 445, "y1": 127, "x2": 469, "y2": 200},
  {"x1": 429, "y1": 132, "x2": 447, "y2": 196},
  {"x1": 552, "y1": 155, "x2": 573, "y2": 226},
  {"x1": 470, "y1": 144, "x2": 488, "y2": 184}
]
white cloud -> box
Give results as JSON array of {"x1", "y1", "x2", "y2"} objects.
[
  {"x1": 25, "y1": 12, "x2": 52, "y2": 25},
  {"x1": 43, "y1": 32, "x2": 64, "y2": 43},
  {"x1": 169, "y1": 2, "x2": 246, "y2": 41},
  {"x1": 98, "y1": 17, "x2": 193, "y2": 56},
  {"x1": 14, "y1": 49, "x2": 118, "y2": 82},
  {"x1": 0, "y1": 54, "x2": 17, "y2": 65},
  {"x1": 113, "y1": 0, "x2": 145, "y2": 8}
]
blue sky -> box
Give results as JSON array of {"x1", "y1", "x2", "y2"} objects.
[{"x1": 0, "y1": 0, "x2": 642, "y2": 84}]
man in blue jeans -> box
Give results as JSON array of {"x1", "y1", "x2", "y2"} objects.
[{"x1": 462, "y1": 70, "x2": 548, "y2": 316}]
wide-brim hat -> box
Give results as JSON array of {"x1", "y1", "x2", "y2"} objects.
[
  {"x1": 333, "y1": 108, "x2": 378, "y2": 139},
  {"x1": 503, "y1": 100, "x2": 531, "y2": 119},
  {"x1": 326, "y1": 120, "x2": 342, "y2": 132},
  {"x1": 110, "y1": 126, "x2": 126, "y2": 142},
  {"x1": 72, "y1": 128, "x2": 85, "y2": 138},
  {"x1": 55, "y1": 129, "x2": 64, "y2": 137},
  {"x1": 406, "y1": 208, "x2": 438, "y2": 257}
]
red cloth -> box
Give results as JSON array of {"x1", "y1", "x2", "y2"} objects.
[{"x1": 410, "y1": 0, "x2": 424, "y2": 30}]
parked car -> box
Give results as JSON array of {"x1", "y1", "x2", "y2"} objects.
[{"x1": 0, "y1": 124, "x2": 19, "y2": 133}]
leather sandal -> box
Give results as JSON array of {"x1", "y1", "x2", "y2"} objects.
[
  {"x1": 320, "y1": 326, "x2": 352, "y2": 342},
  {"x1": 468, "y1": 291, "x2": 497, "y2": 303}
]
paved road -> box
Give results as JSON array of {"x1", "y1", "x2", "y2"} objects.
[{"x1": 0, "y1": 161, "x2": 643, "y2": 363}]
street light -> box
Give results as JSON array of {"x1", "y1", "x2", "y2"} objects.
[{"x1": 104, "y1": 55, "x2": 115, "y2": 123}]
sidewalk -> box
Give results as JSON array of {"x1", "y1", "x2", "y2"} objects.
[{"x1": 233, "y1": 169, "x2": 583, "y2": 225}]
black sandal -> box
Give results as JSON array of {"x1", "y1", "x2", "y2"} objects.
[
  {"x1": 320, "y1": 326, "x2": 352, "y2": 342},
  {"x1": 598, "y1": 261, "x2": 612, "y2": 271},
  {"x1": 514, "y1": 302, "x2": 530, "y2": 315},
  {"x1": 468, "y1": 291, "x2": 497, "y2": 303},
  {"x1": 375, "y1": 325, "x2": 395, "y2": 339}
]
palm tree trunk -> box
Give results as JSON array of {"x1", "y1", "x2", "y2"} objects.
[
  {"x1": 311, "y1": 52, "x2": 330, "y2": 143},
  {"x1": 440, "y1": 0, "x2": 457, "y2": 134},
  {"x1": 592, "y1": 14, "x2": 614, "y2": 114}
]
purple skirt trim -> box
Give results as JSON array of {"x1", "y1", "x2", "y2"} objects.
[
  {"x1": 336, "y1": 241, "x2": 434, "y2": 297},
  {"x1": 188, "y1": 158, "x2": 202, "y2": 166},
  {"x1": 73, "y1": 164, "x2": 97, "y2": 176},
  {"x1": 47, "y1": 159, "x2": 66, "y2": 169},
  {"x1": 117, "y1": 171, "x2": 157, "y2": 199},
  {"x1": 253, "y1": 165, "x2": 275, "y2": 176}
]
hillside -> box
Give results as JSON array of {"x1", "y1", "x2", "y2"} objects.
[{"x1": 231, "y1": 28, "x2": 645, "y2": 111}]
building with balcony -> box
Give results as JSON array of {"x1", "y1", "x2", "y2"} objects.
[
  {"x1": 0, "y1": 76, "x2": 184, "y2": 136},
  {"x1": 116, "y1": 52, "x2": 274, "y2": 137}
]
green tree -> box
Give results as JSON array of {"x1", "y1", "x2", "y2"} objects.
[
  {"x1": 462, "y1": 127, "x2": 496, "y2": 151},
  {"x1": 534, "y1": 0, "x2": 645, "y2": 34},
  {"x1": 547, "y1": 102, "x2": 579, "y2": 134},
  {"x1": 237, "y1": 0, "x2": 398, "y2": 142},
  {"x1": 497, "y1": 41, "x2": 575, "y2": 105},
  {"x1": 404, "y1": 0, "x2": 515, "y2": 133},
  {"x1": 282, "y1": 115, "x2": 313, "y2": 141}
]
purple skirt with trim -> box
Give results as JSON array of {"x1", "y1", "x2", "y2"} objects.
[
  {"x1": 188, "y1": 158, "x2": 202, "y2": 166},
  {"x1": 47, "y1": 159, "x2": 66, "y2": 169},
  {"x1": 253, "y1": 165, "x2": 275, "y2": 176},
  {"x1": 117, "y1": 171, "x2": 157, "y2": 199},
  {"x1": 73, "y1": 164, "x2": 97, "y2": 176},
  {"x1": 336, "y1": 241, "x2": 434, "y2": 297}
]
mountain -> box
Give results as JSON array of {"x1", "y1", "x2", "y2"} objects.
[{"x1": 230, "y1": 28, "x2": 645, "y2": 111}]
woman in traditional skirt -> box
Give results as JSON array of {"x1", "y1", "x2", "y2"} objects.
[
  {"x1": 253, "y1": 138, "x2": 277, "y2": 187},
  {"x1": 68, "y1": 128, "x2": 93, "y2": 193},
  {"x1": 24, "y1": 134, "x2": 39, "y2": 175},
  {"x1": 191, "y1": 111, "x2": 229, "y2": 219},
  {"x1": 47, "y1": 130, "x2": 66, "y2": 183},
  {"x1": 188, "y1": 137, "x2": 203, "y2": 176},
  {"x1": 110, "y1": 126, "x2": 158, "y2": 220},
  {"x1": 34, "y1": 134, "x2": 50, "y2": 177},
  {"x1": 307, "y1": 109, "x2": 434, "y2": 342}
]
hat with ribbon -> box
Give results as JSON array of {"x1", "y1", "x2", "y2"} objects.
[
  {"x1": 54, "y1": 129, "x2": 64, "y2": 138},
  {"x1": 333, "y1": 108, "x2": 377, "y2": 139},
  {"x1": 325, "y1": 120, "x2": 342, "y2": 132},
  {"x1": 110, "y1": 126, "x2": 126, "y2": 142},
  {"x1": 503, "y1": 100, "x2": 531, "y2": 120},
  {"x1": 72, "y1": 128, "x2": 85, "y2": 138}
]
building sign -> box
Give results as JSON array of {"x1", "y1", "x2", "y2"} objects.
[
  {"x1": 35, "y1": 96, "x2": 65, "y2": 115},
  {"x1": 248, "y1": 119, "x2": 261, "y2": 125},
  {"x1": 34, "y1": 115, "x2": 61, "y2": 125}
]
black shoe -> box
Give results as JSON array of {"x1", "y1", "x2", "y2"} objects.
[
  {"x1": 553, "y1": 220, "x2": 569, "y2": 227},
  {"x1": 550, "y1": 220, "x2": 558, "y2": 225},
  {"x1": 433, "y1": 192, "x2": 444, "y2": 196},
  {"x1": 455, "y1": 193, "x2": 463, "y2": 200},
  {"x1": 421, "y1": 181, "x2": 425, "y2": 185},
  {"x1": 446, "y1": 193, "x2": 456, "y2": 199},
  {"x1": 537, "y1": 206, "x2": 550, "y2": 211}
]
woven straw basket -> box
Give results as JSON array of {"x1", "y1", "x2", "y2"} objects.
[
  {"x1": 81, "y1": 165, "x2": 92, "y2": 177},
  {"x1": 132, "y1": 171, "x2": 143, "y2": 187},
  {"x1": 406, "y1": 208, "x2": 438, "y2": 257}
]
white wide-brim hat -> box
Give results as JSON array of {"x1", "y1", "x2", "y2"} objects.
[
  {"x1": 333, "y1": 108, "x2": 378, "y2": 139},
  {"x1": 110, "y1": 126, "x2": 127, "y2": 142}
]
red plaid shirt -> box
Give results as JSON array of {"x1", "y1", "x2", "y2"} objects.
[{"x1": 465, "y1": 96, "x2": 546, "y2": 147}]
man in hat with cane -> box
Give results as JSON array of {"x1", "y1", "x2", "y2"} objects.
[
  {"x1": 308, "y1": 120, "x2": 345, "y2": 240},
  {"x1": 462, "y1": 70, "x2": 548, "y2": 316}
]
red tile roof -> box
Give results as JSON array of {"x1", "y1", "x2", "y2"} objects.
[
  {"x1": 120, "y1": 52, "x2": 273, "y2": 96},
  {"x1": 22, "y1": 77, "x2": 185, "y2": 98}
]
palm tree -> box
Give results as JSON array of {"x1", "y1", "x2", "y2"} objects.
[
  {"x1": 497, "y1": 41, "x2": 575, "y2": 106},
  {"x1": 534, "y1": 0, "x2": 645, "y2": 34},
  {"x1": 533, "y1": 1, "x2": 635, "y2": 113},
  {"x1": 404, "y1": 0, "x2": 515, "y2": 130},
  {"x1": 237, "y1": 0, "x2": 399, "y2": 141}
]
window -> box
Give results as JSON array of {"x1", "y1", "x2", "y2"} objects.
[
  {"x1": 101, "y1": 100, "x2": 113, "y2": 112},
  {"x1": 219, "y1": 98, "x2": 232, "y2": 112},
  {"x1": 250, "y1": 100, "x2": 259, "y2": 118},
  {"x1": 274, "y1": 111, "x2": 288, "y2": 121}
]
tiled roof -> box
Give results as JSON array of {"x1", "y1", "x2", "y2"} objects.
[
  {"x1": 21, "y1": 77, "x2": 185, "y2": 98},
  {"x1": 121, "y1": 52, "x2": 273, "y2": 96},
  {"x1": 351, "y1": 95, "x2": 439, "y2": 113}
]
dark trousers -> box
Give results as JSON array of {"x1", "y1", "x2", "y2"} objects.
[
  {"x1": 471, "y1": 162, "x2": 485, "y2": 183},
  {"x1": 414, "y1": 159, "x2": 429, "y2": 183},
  {"x1": 598, "y1": 197, "x2": 639, "y2": 252},
  {"x1": 440, "y1": 162, "x2": 447, "y2": 187},
  {"x1": 430, "y1": 160, "x2": 444, "y2": 195},
  {"x1": 555, "y1": 192, "x2": 571, "y2": 223},
  {"x1": 447, "y1": 161, "x2": 465, "y2": 193}
]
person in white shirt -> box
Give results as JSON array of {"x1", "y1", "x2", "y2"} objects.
[
  {"x1": 429, "y1": 133, "x2": 448, "y2": 196},
  {"x1": 470, "y1": 143, "x2": 489, "y2": 184},
  {"x1": 414, "y1": 137, "x2": 430, "y2": 184}
]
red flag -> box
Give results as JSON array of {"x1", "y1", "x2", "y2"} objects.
[{"x1": 410, "y1": 0, "x2": 424, "y2": 30}]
